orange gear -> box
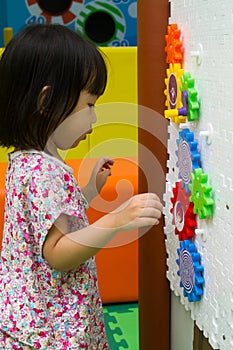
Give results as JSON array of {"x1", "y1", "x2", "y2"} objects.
[{"x1": 165, "y1": 24, "x2": 183, "y2": 65}]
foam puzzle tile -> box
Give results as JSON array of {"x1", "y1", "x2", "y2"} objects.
[
  {"x1": 103, "y1": 303, "x2": 139, "y2": 350},
  {"x1": 104, "y1": 310, "x2": 129, "y2": 349}
]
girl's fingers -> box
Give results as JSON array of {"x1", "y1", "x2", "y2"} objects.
[
  {"x1": 139, "y1": 207, "x2": 162, "y2": 219},
  {"x1": 140, "y1": 198, "x2": 163, "y2": 213},
  {"x1": 99, "y1": 157, "x2": 114, "y2": 166},
  {"x1": 97, "y1": 158, "x2": 114, "y2": 172},
  {"x1": 136, "y1": 217, "x2": 160, "y2": 227},
  {"x1": 137, "y1": 192, "x2": 161, "y2": 203},
  {"x1": 101, "y1": 163, "x2": 111, "y2": 170}
]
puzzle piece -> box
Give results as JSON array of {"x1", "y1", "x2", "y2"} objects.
[{"x1": 103, "y1": 304, "x2": 139, "y2": 350}]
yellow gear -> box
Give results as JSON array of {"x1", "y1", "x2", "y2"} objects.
[{"x1": 164, "y1": 63, "x2": 185, "y2": 124}]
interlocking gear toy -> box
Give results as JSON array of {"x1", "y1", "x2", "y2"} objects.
[
  {"x1": 176, "y1": 128, "x2": 201, "y2": 192},
  {"x1": 171, "y1": 181, "x2": 197, "y2": 241},
  {"x1": 178, "y1": 90, "x2": 188, "y2": 116},
  {"x1": 181, "y1": 72, "x2": 200, "y2": 121},
  {"x1": 164, "y1": 63, "x2": 186, "y2": 124},
  {"x1": 165, "y1": 24, "x2": 183, "y2": 65},
  {"x1": 189, "y1": 168, "x2": 214, "y2": 219},
  {"x1": 176, "y1": 239, "x2": 204, "y2": 302}
]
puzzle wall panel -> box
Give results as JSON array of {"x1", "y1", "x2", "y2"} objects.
[{"x1": 164, "y1": 1, "x2": 233, "y2": 349}]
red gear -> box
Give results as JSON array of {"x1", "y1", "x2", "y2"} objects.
[{"x1": 170, "y1": 181, "x2": 196, "y2": 241}]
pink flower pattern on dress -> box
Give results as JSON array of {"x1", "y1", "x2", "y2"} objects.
[{"x1": 0, "y1": 151, "x2": 109, "y2": 349}]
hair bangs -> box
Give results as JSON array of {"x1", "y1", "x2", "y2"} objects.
[{"x1": 83, "y1": 48, "x2": 107, "y2": 97}]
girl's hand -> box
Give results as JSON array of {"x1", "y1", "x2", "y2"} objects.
[
  {"x1": 82, "y1": 157, "x2": 114, "y2": 202},
  {"x1": 111, "y1": 193, "x2": 163, "y2": 231},
  {"x1": 94, "y1": 157, "x2": 114, "y2": 194}
]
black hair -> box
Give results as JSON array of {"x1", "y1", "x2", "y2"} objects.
[{"x1": 0, "y1": 24, "x2": 107, "y2": 150}]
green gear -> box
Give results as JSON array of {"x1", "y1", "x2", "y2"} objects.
[
  {"x1": 181, "y1": 72, "x2": 200, "y2": 121},
  {"x1": 189, "y1": 168, "x2": 214, "y2": 219}
]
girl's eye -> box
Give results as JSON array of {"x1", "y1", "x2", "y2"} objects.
[{"x1": 88, "y1": 103, "x2": 95, "y2": 108}]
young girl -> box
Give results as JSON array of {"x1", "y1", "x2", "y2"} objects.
[{"x1": 0, "y1": 24, "x2": 163, "y2": 349}]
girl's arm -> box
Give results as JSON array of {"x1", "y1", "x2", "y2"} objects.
[{"x1": 42, "y1": 193, "x2": 163, "y2": 272}]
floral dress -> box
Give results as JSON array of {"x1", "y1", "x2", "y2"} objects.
[{"x1": 0, "y1": 150, "x2": 109, "y2": 349}]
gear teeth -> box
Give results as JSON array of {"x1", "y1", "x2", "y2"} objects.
[
  {"x1": 181, "y1": 72, "x2": 200, "y2": 121},
  {"x1": 176, "y1": 239, "x2": 204, "y2": 302},
  {"x1": 165, "y1": 24, "x2": 183, "y2": 65},
  {"x1": 170, "y1": 181, "x2": 197, "y2": 241},
  {"x1": 176, "y1": 128, "x2": 201, "y2": 192},
  {"x1": 189, "y1": 168, "x2": 214, "y2": 219},
  {"x1": 164, "y1": 63, "x2": 185, "y2": 124}
]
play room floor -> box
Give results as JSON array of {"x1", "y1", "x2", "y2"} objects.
[{"x1": 103, "y1": 303, "x2": 139, "y2": 350}]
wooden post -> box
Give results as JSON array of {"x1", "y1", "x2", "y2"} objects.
[{"x1": 138, "y1": 0, "x2": 170, "y2": 349}]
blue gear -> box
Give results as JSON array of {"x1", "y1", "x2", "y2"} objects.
[
  {"x1": 176, "y1": 128, "x2": 201, "y2": 192},
  {"x1": 176, "y1": 240, "x2": 204, "y2": 302}
]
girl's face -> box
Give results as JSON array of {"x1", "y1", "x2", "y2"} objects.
[{"x1": 49, "y1": 91, "x2": 98, "y2": 150}]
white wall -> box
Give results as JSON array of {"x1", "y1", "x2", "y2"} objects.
[
  {"x1": 171, "y1": 292, "x2": 194, "y2": 350},
  {"x1": 164, "y1": 1, "x2": 233, "y2": 349}
]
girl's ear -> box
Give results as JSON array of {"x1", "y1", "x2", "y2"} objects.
[{"x1": 37, "y1": 85, "x2": 51, "y2": 113}]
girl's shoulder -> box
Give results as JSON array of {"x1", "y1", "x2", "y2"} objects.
[
  {"x1": 8, "y1": 150, "x2": 73, "y2": 176},
  {"x1": 6, "y1": 150, "x2": 85, "y2": 206},
  {"x1": 7, "y1": 150, "x2": 78, "y2": 195}
]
